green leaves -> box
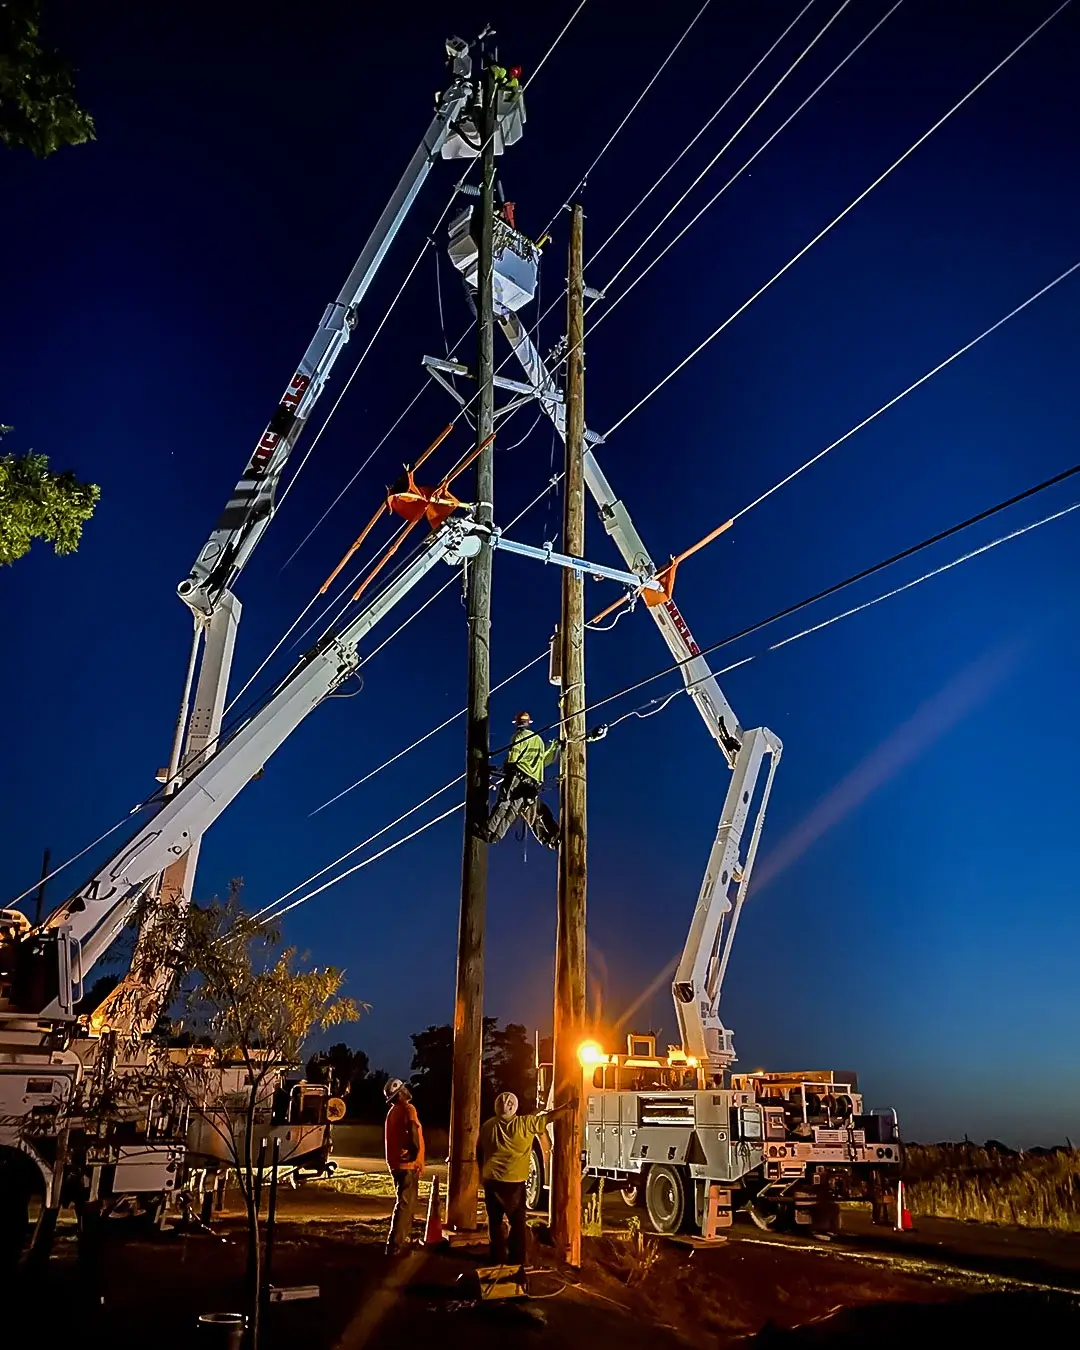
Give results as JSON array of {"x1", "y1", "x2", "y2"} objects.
[
  {"x1": 180, "y1": 889, "x2": 362, "y2": 1075},
  {"x1": 0, "y1": 1, "x2": 95, "y2": 157},
  {"x1": 0, "y1": 442, "x2": 100, "y2": 565}
]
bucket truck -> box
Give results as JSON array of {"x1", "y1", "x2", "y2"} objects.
[
  {"x1": 436, "y1": 205, "x2": 901, "y2": 1235},
  {"x1": 0, "y1": 33, "x2": 529, "y2": 1265}
]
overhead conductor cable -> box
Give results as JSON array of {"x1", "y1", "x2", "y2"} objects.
[{"x1": 604, "y1": 0, "x2": 1075, "y2": 437}]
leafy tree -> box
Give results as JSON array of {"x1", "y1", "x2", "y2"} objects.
[
  {"x1": 350, "y1": 1065, "x2": 390, "y2": 1122},
  {"x1": 306, "y1": 1043, "x2": 392, "y2": 1121},
  {"x1": 408, "y1": 1023, "x2": 457, "y2": 1130},
  {"x1": 75, "y1": 973, "x2": 119, "y2": 1017},
  {"x1": 0, "y1": 428, "x2": 100, "y2": 565},
  {"x1": 407, "y1": 1018, "x2": 536, "y2": 1129},
  {"x1": 0, "y1": 1, "x2": 95, "y2": 157},
  {"x1": 307, "y1": 1042, "x2": 369, "y2": 1098},
  {"x1": 159, "y1": 893, "x2": 360, "y2": 1348},
  {"x1": 486, "y1": 1021, "x2": 537, "y2": 1108}
]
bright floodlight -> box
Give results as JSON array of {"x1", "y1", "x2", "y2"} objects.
[{"x1": 577, "y1": 1040, "x2": 605, "y2": 1066}]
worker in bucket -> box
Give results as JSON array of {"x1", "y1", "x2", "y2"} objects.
[
  {"x1": 477, "y1": 1091, "x2": 576, "y2": 1266},
  {"x1": 484, "y1": 711, "x2": 559, "y2": 848},
  {"x1": 383, "y1": 1077, "x2": 425, "y2": 1256}
]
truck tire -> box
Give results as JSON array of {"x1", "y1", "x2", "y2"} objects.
[
  {"x1": 644, "y1": 1164, "x2": 689, "y2": 1235},
  {"x1": 525, "y1": 1146, "x2": 545, "y2": 1212}
]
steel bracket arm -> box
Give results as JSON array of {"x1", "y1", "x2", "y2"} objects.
[
  {"x1": 498, "y1": 313, "x2": 745, "y2": 766},
  {"x1": 33, "y1": 517, "x2": 481, "y2": 1016},
  {"x1": 178, "y1": 44, "x2": 475, "y2": 619},
  {"x1": 672, "y1": 728, "x2": 782, "y2": 1069}
]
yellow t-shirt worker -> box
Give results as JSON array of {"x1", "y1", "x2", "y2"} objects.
[{"x1": 477, "y1": 1090, "x2": 575, "y2": 1266}]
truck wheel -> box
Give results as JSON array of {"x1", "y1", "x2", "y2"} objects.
[
  {"x1": 619, "y1": 1180, "x2": 642, "y2": 1207},
  {"x1": 645, "y1": 1165, "x2": 688, "y2": 1235},
  {"x1": 525, "y1": 1147, "x2": 544, "y2": 1212}
]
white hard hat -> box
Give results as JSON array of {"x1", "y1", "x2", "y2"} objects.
[
  {"x1": 494, "y1": 1091, "x2": 518, "y2": 1120},
  {"x1": 384, "y1": 1077, "x2": 406, "y2": 1102}
]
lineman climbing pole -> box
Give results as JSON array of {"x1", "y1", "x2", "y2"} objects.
[
  {"x1": 448, "y1": 61, "x2": 498, "y2": 1233},
  {"x1": 551, "y1": 203, "x2": 588, "y2": 1267}
]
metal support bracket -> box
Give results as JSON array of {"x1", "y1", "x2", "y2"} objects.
[
  {"x1": 484, "y1": 527, "x2": 662, "y2": 592},
  {"x1": 421, "y1": 354, "x2": 605, "y2": 444},
  {"x1": 423, "y1": 354, "x2": 564, "y2": 402}
]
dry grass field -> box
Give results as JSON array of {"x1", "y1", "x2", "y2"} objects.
[{"x1": 905, "y1": 1143, "x2": 1080, "y2": 1232}]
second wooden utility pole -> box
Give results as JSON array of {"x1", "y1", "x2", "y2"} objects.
[
  {"x1": 551, "y1": 202, "x2": 588, "y2": 1268},
  {"x1": 447, "y1": 63, "x2": 497, "y2": 1233}
]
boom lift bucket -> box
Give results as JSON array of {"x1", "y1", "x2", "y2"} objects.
[{"x1": 441, "y1": 78, "x2": 525, "y2": 159}]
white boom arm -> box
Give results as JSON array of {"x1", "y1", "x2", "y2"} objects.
[
  {"x1": 16, "y1": 514, "x2": 483, "y2": 1020},
  {"x1": 178, "y1": 39, "x2": 476, "y2": 620},
  {"x1": 498, "y1": 315, "x2": 746, "y2": 764},
  {"x1": 497, "y1": 312, "x2": 782, "y2": 1070},
  {"x1": 95, "y1": 38, "x2": 502, "y2": 1036},
  {"x1": 671, "y1": 727, "x2": 781, "y2": 1066}
]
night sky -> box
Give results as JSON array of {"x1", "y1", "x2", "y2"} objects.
[{"x1": 3, "y1": 1, "x2": 1078, "y2": 1146}]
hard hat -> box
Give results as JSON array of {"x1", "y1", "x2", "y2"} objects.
[
  {"x1": 384, "y1": 1077, "x2": 406, "y2": 1102},
  {"x1": 513, "y1": 711, "x2": 532, "y2": 726},
  {"x1": 494, "y1": 1091, "x2": 518, "y2": 1120}
]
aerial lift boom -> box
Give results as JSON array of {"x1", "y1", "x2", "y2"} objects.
[
  {"x1": 95, "y1": 37, "x2": 527, "y2": 1037},
  {"x1": 494, "y1": 310, "x2": 782, "y2": 1069},
  {"x1": 11, "y1": 513, "x2": 486, "y2": 1023}
]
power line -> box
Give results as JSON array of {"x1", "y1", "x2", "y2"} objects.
[
  {"x1": 602, "y1": 497, "x2": 1080, "y2": 736},
  {"x1": 262, "y1": 802, "x2": 465, "y2": 922},
  {"x1": 513, "y1": 0, "x2": 834, "y2": 410},
  {"x1": 540, "y1": 0, "x2": 715, "y2": 238},
  {"x1": 272, "y1": 470, "x2": 1080, "y2": 924},
  {"x1": 301, "y1": 247, "x2": 1080, "y2": 818},
  {"x1": 598, "y1": 0, "x2": 859, "y2": 300},
  {"x1": 523, "y1": 0, "x2": 590, "y2": 92},
  {"x1": 604, "y1": 0, "x2": 1075, "y2": 436},
  {"x1": 728, "y1": 259, "x2": 1080, "y2": 526},
  {"x1": 256, "y1": 775, "x2": 465, "y2": 922},
  {"x1": 588, "y1": 0, "x2": 823, "y2": 268},
  {"x1": 537, "y1": 464, "x2": 1080, "y2": 742},
  {"x1": 592, "y1": 0, "x2": 903, "y2": 333}
]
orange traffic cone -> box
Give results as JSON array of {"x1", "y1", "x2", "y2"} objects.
[
  {"x1": 424, "y1": 1173, "x2": 446, "y2": 1248},
  {"x1": 896, "y1": 1179, "x2": 913, "y2": 1232}
]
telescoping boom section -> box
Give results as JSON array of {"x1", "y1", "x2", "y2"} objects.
[
  {"x1": 2, "y1": 511, "x2": 487, "y2": 1028},
  {"x1": 176, "y1": 36, "x2": 518, "y2": 621}
]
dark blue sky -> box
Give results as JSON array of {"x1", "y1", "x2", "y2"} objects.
[{"x1": 3, "y1": 1, "x2": 1078, "y2": 1145}]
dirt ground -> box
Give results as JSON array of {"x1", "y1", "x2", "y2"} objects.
[{"x1": 20, "y1": 1183, "x2": 1080, "y2": 1349}]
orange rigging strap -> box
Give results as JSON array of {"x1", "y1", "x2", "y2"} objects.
[
  {"x1": 349, "y1": 427, "x2": 498, "y2": 606},
  {"x1": 588, "y1": 516, "x2": 736, "y2": 627}
]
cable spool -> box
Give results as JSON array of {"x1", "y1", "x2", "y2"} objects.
[{"x1": 326, "y1": 1097, "x2": 347, "y2": 1123}]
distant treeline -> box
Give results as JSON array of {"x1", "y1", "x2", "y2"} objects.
[{"x1": 306, "y1": 1018, "x2": 537, "y2": 1128}]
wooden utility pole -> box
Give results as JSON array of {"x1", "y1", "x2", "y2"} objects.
[
  {"x1": 447, "y1": 63, "x2": 497, "y2": 1233},
  {"x1": 551, "y1": 202, "x2": 588, "y2": 1267}
]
